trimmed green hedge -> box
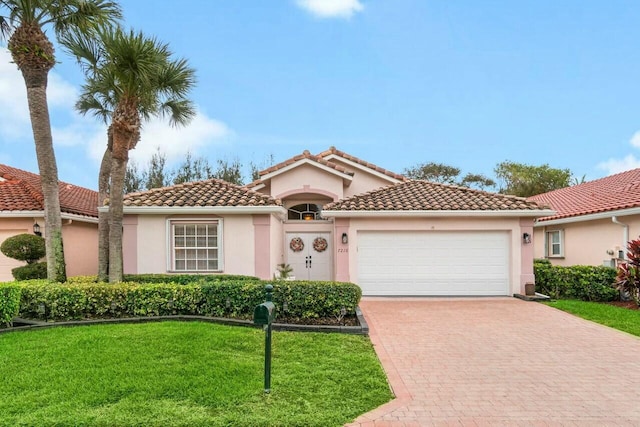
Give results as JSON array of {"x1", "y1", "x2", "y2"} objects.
[
  {"x1": 16, "y1": 279, "x2": 361, "y2": 322},
  {"x1": 65, "y1": 274, "x2": 259, "y2": 285},
  {"x1": 0, "y1": 283, "x2": 21, "y2": 326},
  {"x1": 534, "y1": 259, "x2": 618, "y2": 301}
]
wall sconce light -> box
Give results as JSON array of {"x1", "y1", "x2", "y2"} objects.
[
  {"x1": 523, "y1": 233, "x2": 531, "y2": 244},
  {"x1": 341, "y1": 233, "x2": 348, "y2": 244},
  {"x1": 33, "y1": 222, "x2": 42, "y2": 236}
]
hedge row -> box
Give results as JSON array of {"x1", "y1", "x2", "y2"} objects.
[
  {"x1": 0, "y1": 284, "x2": 21, "y2": 326},
  {"x1": 15, "y1": 279, "x2": 362, "y2": 322},
  {"x1": 534, "y1": 259, "x2": 618, "y2": 301}
]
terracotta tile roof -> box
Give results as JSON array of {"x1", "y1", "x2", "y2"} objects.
[
  {"x1": 316, "y1": 146, "x2": 407, "y2": 181},
  {"x1": 0, "y1": 164, "x2": 98, "y2": 217},
  {"x1": 245, "y1": 147, "x2": 404, "y2": 189},
  {"x1": 324, "y1": 180, "x2": 542, "y2": 211},
  {"x1": 529, "y1": 168, "x2": 640, "y2": 221},
  {"x1": 123, "y1": 179, "x2": 281, "y2": 207}
]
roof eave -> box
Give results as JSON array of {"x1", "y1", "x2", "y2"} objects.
[
  {"x1": 110, "y1": 205, "x2": 287, "y2": 218},
  {"x1": 534, "y1": 206, "x2": 640, "y2": 226},
  {"x1": 260, "y1": 158, "x2": 353, "y2": 183},
  {"x1": 322, "y1": 209, "x2": 556, "y2": 218},
  {"x1": 0, "y1": 210, "x2": 98, "y2": 223},
  {"x1": 322, "y1": 153, "x2": 404, "y2": 183}
]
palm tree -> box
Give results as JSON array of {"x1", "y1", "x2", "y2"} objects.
[
  {"x1": 0, "y1": 0, "x2": 121, "y2": 281},
  {"x1": 63, "y1": 27, "x2": 196, "y2": 282}
]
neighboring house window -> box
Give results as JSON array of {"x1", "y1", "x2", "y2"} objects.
[
  {"x1": 288, "y1": 203, "x2": 323, "y2": 220},
  {"x1": 170, "y1": 220, "x2": 221, "y2": 271},
  {"x1": 546, "y1": 230, "x2": 563, "y2": 257}
]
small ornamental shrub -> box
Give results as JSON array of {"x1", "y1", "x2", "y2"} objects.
[
  {"x1": 0, "y1": 283, "x2": 21, "y2": 326},
  {"x1": 0, "y1": 233, "x2": 45, "y2": 264},
  {"x1": 12, "y1": 262, "x2": 47, "y2": 281},
  {"x1": 615, "y1": 239, "x2": 640, "y2": 306},
  {"x1": 534, "y1": 259, "x2": 617, "y2": 301}
]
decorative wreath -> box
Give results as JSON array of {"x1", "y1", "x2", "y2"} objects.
[
  {"x1": 289, "y1": 237, "x2": 304, "y2": 252},
  {"x1": 313, "y1": 237, "x2": 328, "y2": 253}
]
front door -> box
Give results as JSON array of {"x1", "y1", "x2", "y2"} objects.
[{"x1": 286, "y1": 232, "x2": 332, "y2": 281}]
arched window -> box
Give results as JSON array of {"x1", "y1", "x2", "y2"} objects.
[{"x1": 288, "y1": 203, "x2": 323, "y2": 220}]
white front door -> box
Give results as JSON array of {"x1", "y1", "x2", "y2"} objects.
[{"x1": 286, "y1": 232, "x2": 332, "y2": 281}]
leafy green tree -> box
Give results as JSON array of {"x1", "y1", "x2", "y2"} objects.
[
  {"x1": 145, "y1": 149, "x2": 170, "y2": 189},
  {"x1": 64, "y1": 27, "x2": 196, "y2": 282},
  {"x1": 403, "y1": 162, "x2": 496, "y2": 191},
  {"x1": 0, "y1": 0, "x2": 121, "y2": 282},
  {"x1": 404, "y1": 162, "x2": 461, "y2": 184},
  {"x1": 124, "y1": 160, "x2": 145, "y2": 193},
  {"x1": 494, "y1": 161, "x2": 572, "y2": 197},
  {"x1": 212, "y1": 158, "x2": 243, "y2": 185},
  {"x1": 173, "y1": 151, "x2": 214, "y2": 184}
]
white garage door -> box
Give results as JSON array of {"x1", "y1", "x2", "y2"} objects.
[
  {"x1": 0, "y1": 230, "x2": 29, "y2": 282},
  {"x1": 357, "y1": 231, "x2": 510, "y2": 296}
]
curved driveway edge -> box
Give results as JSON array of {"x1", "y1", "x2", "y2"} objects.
[{"x1": 348, "y1": 297, "x2": 640, "y2": 426}]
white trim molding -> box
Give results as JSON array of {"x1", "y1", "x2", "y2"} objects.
[
  {"x1": 105, "y1": 205, "x2": 287, "y2": 219},
  {"x1": 0, "y1": 210, "x2": 98, "y2": 224},
  {"x1": 260, "y1": 158, "x2": 354, "y2": 183},
  {"x1": 534, "y1": 207, "x2": 640, "y2": 227},
  {"x1": 322, "y1": 153, "x2": 403, "y2": 184},
  {"x1": 322, "y1": 209, "x2": 556, "y2": 218}
]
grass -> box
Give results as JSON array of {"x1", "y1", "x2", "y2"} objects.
[
  {"x1": 0, "y1": 322, "x2": 392, "y2": 427},
  {"x1": 545, "y1": 300, "x2": 640, "y2": 337}
]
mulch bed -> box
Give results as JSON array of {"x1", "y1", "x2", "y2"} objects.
[{"x1": 607, "y1": 301, "x2": 639, "y2": 310}]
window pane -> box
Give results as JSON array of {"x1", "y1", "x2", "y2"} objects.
[
  {"x1": 196, "y1": 224, "x2": 207, "y2": 235},
  {"x1": 185, "y1": 225, "x2": 196, "y2": 235},
  {"x1": 197, "y1": 260, "x2": 207, "y2": 270},
  {"x1": 172, "y1": 221, "x2": 219, "y2": 271},
  {"x1": 175, "y1": 260, "x2": 185, "y2": 270},
  {"x1": 551, "y1": 243, "x2": 561, "y2": 256},
  {"x1": 197, "y1": 237, "x2": 207, "y2": 247},
  {"x1": 208, "y1": 260, "x2": 218, "y2": 270},
  {"x1": 174, "y1": 225, "x2": 185, "y2": 236},
  {"x1": 186, "y1": 260, "x2": 196, "y2": 270},
  {"x1": 207, "y1": 236, "x2": 217, "y2": 247},
  {"x1": 186, "y1": 236, "x2": 196, "y2": 247},
  {"x1": 175, "y1": 249, "x2": 185, "y2": 260},
  {"x1": 551, "y1": 232, "x2": 560, "y2": 244},
  {"x1": 175, "y1": 236, "x2": 185, "y2": 247}
]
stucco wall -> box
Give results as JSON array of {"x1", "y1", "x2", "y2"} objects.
[
  {"x1": 344, "y1": 216, "x2": 530, "y2": 295},
  {"x1": 270, "y1": 164, "x2": 345, "y2": 200},
  {"x1": 325, "y1": 157, "x2": 398, "y2": 197},
  {"x1": 125, "y1": 214, "x2": 256, "y2": 276},
  {"x1": 533, "y1": 214, "x2": 640, "y2": 266},
  {"x1": 0, "y1": 217, "x2": 98, "y2": 281}
]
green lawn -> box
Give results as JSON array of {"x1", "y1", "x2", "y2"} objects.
[
  {"x1": 545, "y1": 300, "x2": 640, "y2": 337},
  {"x1": 0, "y1": 322, "x2": 392, "y2": 427}
]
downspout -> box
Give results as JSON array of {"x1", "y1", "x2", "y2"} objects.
[{"x1": 612, "y1": 216, "x2": 629, "y2": 260}]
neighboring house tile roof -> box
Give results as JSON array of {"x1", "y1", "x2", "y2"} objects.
[
  {"x1": 123, "y1": 179, "x2": 281, "y2": 207},
  {"x1": 245, "y1": 147, "x2": 404, "y2": 189},
  {"x1": 0, "y1": 164, "x2": 98, "y2": 217},
  {"x1": 317, "y1": 146, "x2": 407, "y2": 181},
  {"x1": 324, "y1": 180, "x2": 542, "y2": 211},
  {"x1": 529, "y1": 168, "x2": 640, "y2": 221}
]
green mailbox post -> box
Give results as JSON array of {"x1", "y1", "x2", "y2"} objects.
[{"x1": 253, "y1": 284, "x2": 275, "y2": 393}]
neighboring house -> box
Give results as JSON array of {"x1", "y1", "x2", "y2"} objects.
[
  {"x1": 529, "y1": 168, "x2": 640, "y2": 267},
  {"x1": 118, "y1": 147, "x2": 552, "y2": 296},
  {"x1": 0, "y1": 165, "x2": 99, "y2": 281}
]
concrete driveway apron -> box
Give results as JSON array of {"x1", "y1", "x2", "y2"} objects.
[{"x1": 348, "y1": 297, "x2": 640, "y2": 427}]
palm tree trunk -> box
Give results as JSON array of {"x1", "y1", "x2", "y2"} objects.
[
  {"x1": 108, "y1": 155, "x2": 126, "y2": 283},
  {"x1": 97, "y1": 133, "x2": 112, "y2": 282},
  {"x1": 22, "y1": 68, "x2": 67, "y2": 282}
]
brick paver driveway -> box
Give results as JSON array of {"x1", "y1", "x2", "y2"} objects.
[{"x1": 349, "y1": 297, "x2": 640, "y2": 427}]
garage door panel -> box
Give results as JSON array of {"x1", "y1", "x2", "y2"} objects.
[{"x1": 357, "y1": 231, "x2": 510, "y2": 296}]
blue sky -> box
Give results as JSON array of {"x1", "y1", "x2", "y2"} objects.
[{"x1": 2, "y1": 0, "x2": 640, "y2": 190}]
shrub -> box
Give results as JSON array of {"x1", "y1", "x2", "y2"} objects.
[
  {"x1": 12, "y1": 262, "x2": 47, "y2": 281},
  {"x1": 615, "y1": 238, "x2": 640, "y2": 306},
  {"x1": 0, "y1": 284, "x2": 21, "y2": 326},
  {"x1": 16, "y1": 278, "x2": 361, "y2": 322},
  {"x1": 122, "y1": 273, "x2": 259, "y2": 285},
  {"x1": 534, "y1": 259, "x2": 617, "y2": 301},
  {"x1": 0, "y1": 233, "x2": 45, "y2": 264}
]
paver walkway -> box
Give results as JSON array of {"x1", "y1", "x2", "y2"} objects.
[{"x1": 348, "y1": 297, "x2": 640, "y2": 427}]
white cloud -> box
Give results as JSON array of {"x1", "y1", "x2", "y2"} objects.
[
  {"x1": 130, "y1": 112, "x2": 232, "y2": 163},
  {"x1": 598, "y1": 154, "x2": 640, "y2": 175},
  {"x1": 296, "y1": 0, "x2": 364, "y2": 19},
  {"x1": 598, "y1": 130, "x2": 640, "y2": 174}
]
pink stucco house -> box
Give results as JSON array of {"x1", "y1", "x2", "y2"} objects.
[
  {"x1": 119, "y1": 147, "x2": 553, "y2": 296},
  {"x1": 529, "y1": 168, "x2": 640, "y2": 267},
  {"x1": 0, "y1": 165, "x2": 99, "y2": 281}
]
